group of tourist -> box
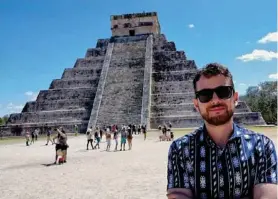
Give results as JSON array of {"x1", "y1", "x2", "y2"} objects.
[
  {"x1": 158, "y1": 123, "x2": 174, "y2": 141},
  {"x1": 86, "y1": 124, "x2": 147, "y2": 152},
  {"x1": 24, "y1": 128, "x2": 39, "y2": 146}
]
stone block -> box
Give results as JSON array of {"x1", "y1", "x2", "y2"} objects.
[
  {"x1": 62, "y1": 68, "x2": 102, "y2": 79},
  {"x1": 49, "y1": 78, "x2": 99, "y2": 89},
  {"x1": 8, "y1": 109, "x2": 91, "y2": 124},
  {"x1": 85, "y1": 48, "x2": 106, "y2": 58},
  {"x1": 152, "y1": 93, "x2": 195, "y2": 105},
  {"x1": 36, "y1": 88, "x2": 96, "y2": 101},
  {"x1": 22, "y1": 99, "x2": 94, "y2": 112},
  {"x1": 153, "y1": 60, "x2": 198, "y2": 72},
  {"x1": 152, "y1": 72, "x2": 196, "y2": 82},
  {"x1": 74, "y1": 57, "x2": 105, "y2": 68},
  {"x1": 152, "y1": 81, "x2": 194, "y2": 93}
]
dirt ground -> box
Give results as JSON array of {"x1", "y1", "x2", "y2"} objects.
[{"x1": 0, "y1": 129, "x2": 276, "y2": 199}]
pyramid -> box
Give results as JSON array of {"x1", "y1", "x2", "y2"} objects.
[{"x1": 6, "y1": 12, "x2": 265, "y2": 133}]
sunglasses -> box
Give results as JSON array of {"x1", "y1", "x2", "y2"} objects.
[{"x1": 195, "y1": 86, "x2": 234, "y2": 103}]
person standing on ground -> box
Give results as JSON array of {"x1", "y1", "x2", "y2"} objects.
[
  {"x1": 45, "y1": 127, "x2": 54, "y2": 145},
  {"x1": 25, "y1": 129, "x2": 30, "y2": 146},
  {"x1": 86, "y1": 126, "x2": 94, "y2": 150},
  {"x1": 53, "y1": 127, "x2": 68, "y2": 164},
  {"x1": 94, "y1": 128, "x2": 100, "y2": 149},
  {"x1": 142, "y1": 124, "x2": 147, "y2": 141},
  {"x1": 114, "y1": 129, "x2": 119, "y2": 151},
  {"x1": 120, "y1": 128, "x2": 127, "y2": 151},
  {"x1": 106, "y1": 128, "x2": 112, "y2": 151},
  {"x1": 166, "y1": 63, "x2": 278, "y2": 199},
  {"x1": 74, "y1": 125, "x2": 78, "y2": 136}
]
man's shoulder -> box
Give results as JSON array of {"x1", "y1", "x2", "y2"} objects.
[
  {"x1": 236, "y1": 124, "x2": 275, "y2": 146},
  {"x1": 170, "y1": 127, "x2": 202, "y2": 150}
]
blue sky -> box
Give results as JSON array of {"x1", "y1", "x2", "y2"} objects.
[{"x1": 0, "y1": 0, "x2": 277, "y2": 116}]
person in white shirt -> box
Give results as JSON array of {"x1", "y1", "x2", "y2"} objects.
[{"x1": 86, "y1": 127, "x2": 94, "y2": 150}]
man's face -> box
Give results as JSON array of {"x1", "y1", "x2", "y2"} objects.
[{"x1": 193, "y1": 75, "x2": 239, "y2": 126}]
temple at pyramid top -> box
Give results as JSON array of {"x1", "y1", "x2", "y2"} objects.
[{"x1": 110, "y1": 12, "x2": 161, "y2": 36}]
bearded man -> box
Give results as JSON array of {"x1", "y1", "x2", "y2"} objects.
[{"x1": 166, "y1": 63, "x2": 277, "y2": 199}]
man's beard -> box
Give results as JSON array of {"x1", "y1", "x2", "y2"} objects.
[{"x1": 199, "y1": 104, "x2": 234, "y2": 126}]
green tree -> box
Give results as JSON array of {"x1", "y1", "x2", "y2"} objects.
[{"x1": 243, "y1": 81, "x2": 277, "y2": 124}]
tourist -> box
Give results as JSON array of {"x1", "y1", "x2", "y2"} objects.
[
  {"x1": 106, "y1": 128, "x2": 112, "y2": 151},
  {"x1": 45, "y1": 127, "x2": 54, "y2": 145},
  {"x1": 142, "y1": 124, "x2": 147, "y2": 140},
  {"x1": 94, "y1": 128, "x2": 100, "y2": 149},
  {"x1": 74, "y1": 124, "x2": 78, "y2": 136},
  {"x1": 34, "y1": 128, "x2": 39, "y2": 140},
  {"x1": 166, "y1": 63, "x2": 278, "y2": 199},
  {"x1": 127, "y1": 127, "x2": 133, "y2": 150},
  {"x1": 120, "y1": 128, "x2": 127, "y2": 151},
  {"x1": 25, "y1": 129, "x2": 30, "y2": 146},
  {"x1": 170, "y1": 131, "x2": 174, "y2": 141},
  {"x1": 86, "y1": 126, "x2": 94, "y2": 150},
  {"x1": 137, "y1": 124, "x2": 141, "y2": 134},
  {"x1": 30, "y1": 130, "x2": 35, "y2": 144},
  {"x1": 113, "y1": 129, "x2": 119, "y2": 151},
  {"x1": 53, "y1": 127, "x2": 68, "y2": 164}
]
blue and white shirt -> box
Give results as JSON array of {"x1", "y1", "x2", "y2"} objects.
[{"x1": 167, "y1": 123, "x2": 278, "y2": 199}]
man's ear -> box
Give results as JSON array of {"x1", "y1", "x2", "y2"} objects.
[
  {"x1": 193, "y1": 99, "x2": 199, "y2": 112},
  {"x1": 234, "y1": 91, "x2": 239, "y2": 103}
]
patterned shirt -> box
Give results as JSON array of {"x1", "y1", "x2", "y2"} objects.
[{"x1": 167, "y1": 123, "x2": 278, "y2": 199}]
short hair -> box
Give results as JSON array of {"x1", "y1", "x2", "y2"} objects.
[{"x1": 193, "y1": 63, "x2": 234, "y2": 92}]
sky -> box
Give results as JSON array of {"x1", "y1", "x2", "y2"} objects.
[{"x1": 0, "y1": 0, "x2": 277, "y2": 116}]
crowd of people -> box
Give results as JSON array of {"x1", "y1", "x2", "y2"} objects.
[{"x1": 86, "y1": 124, "x2": 147, "y2": 151}]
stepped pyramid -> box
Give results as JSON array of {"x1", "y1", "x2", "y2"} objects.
[{"x1": 6, "y1": 12, "x2": 265, "y2": 133}]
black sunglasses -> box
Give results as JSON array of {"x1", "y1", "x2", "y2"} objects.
[{"x1": 195, "y1": 86, "x2": 234, "y2": 103}]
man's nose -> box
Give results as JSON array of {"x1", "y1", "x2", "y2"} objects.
[{"x1": 211, "y1": 92, "x2": 221, "y2": 104}]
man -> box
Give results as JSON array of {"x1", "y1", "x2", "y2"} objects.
[
  {"x1": 167, "y1": 63, "x2": 277, "y2": 199},
  {"x1": 45, "y1": 127, "x2": 54, "y2": 145},
  {"x1": 86, "y1": 126, "x2": 94, "y2": 150}
]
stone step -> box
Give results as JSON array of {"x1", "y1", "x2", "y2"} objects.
[
  {"x1": 150, "y1": 112, "x2": 266, "y2": 128},
  {"x1": 96, "y1": 38, "x2": 110, "y2": 49},
  {"x1": 49, "y1": 78, "x2": 100, "y2": 89},
  {"x1": 151, "y1": 92, "x2": 195, "y2": 105},
  {"x1": 22, "y1": 99, "x2": 94, "y2": 112},
  {"x1": 152, "y1": 72, "x2": 196, "y2": 82},
  {"x1": 96, "y1": 113, "x2": 141, "y2": 127},
  {"x1": 153, "y1": 51, "x2": 186, "y2": 61},
  {"x1": 101, "y1": 82, "x2": 143, "y2": 97},
  {"x1": 62, "y1": 68, "x2": 102, "y2": 79},
  {"x1": 7, "y1": 120, "x2": 89, "y2": 134},
  {"x1": 37, "y1": 88, "x2": 96, "y2": 101},
  {"x1": 85, "y1": 48, "x2": 106, "y2": 58},
  {"x1": 73, "y1": 57, "x2": 105, "y2": 68},
  {"x1": 8, "y1": 109, "x2": 91, "y2": 124},
  {"x1": 153, "y1": 60, "x2": 198, "y2": 72},
  {"x1": 152, "y1": 81, "x2": 194, "y2": 93},
  {"x1": 153, "y1": 41, "x2": 176, "y2": 51}
]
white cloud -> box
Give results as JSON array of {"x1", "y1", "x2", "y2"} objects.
[
  {"x1": 239, "y1": 83, "x2": 247, "y2": 86},
  {"x1": 269, "y1": 73, "x2": 278, "y2": 79},
  {"x1": 7, "y1": 103, "x2": 24, "y2": 113},
  {"x1": 188, "y1": 24, "x2": 195, "y2": 28},
  {"x1": 258, "y1": 31, "x2": 278, "y2": 44},
  {"x1": 25, "y1": 91, "x2": 38, "y2": 101},
  {"x1": 236, "y1": 49, "x2": 278, "y2": 62}
]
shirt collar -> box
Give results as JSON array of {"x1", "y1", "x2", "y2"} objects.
[{"x1": 201, "y1": 123, "x2": 243, "y2": 147}]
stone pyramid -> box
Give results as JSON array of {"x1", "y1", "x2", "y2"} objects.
[{"x1": 6, "y1": 12, "x2": 265, "y2": 133}]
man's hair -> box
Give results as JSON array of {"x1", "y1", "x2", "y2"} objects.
[{"x1": 193, "y1": 62, "x2": 234, "y2": 92}]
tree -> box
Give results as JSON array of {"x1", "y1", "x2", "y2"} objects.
[{"x1": 243, "y1": 81, "x2": 277, "y2": 124}]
